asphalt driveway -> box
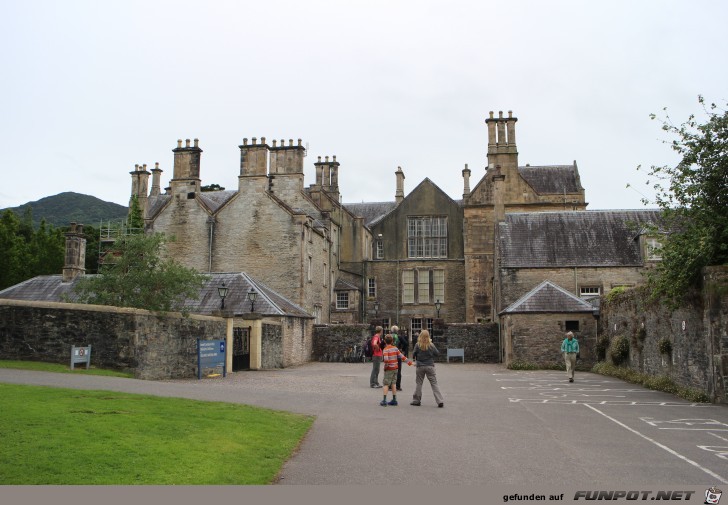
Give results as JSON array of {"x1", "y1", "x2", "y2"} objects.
[{"x1": 2, "y1": 362, "x2": 727, "y2": 486}]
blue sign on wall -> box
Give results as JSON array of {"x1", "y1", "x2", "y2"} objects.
[{"x1": 197, "y1": 339, "x2": 227, "y2": 380}]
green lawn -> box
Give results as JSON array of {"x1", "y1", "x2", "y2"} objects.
[
  {"x1": 0, "y1": 383, "x2": 314, "y2": 484},
  {"x1": 0, "y1": 359, "x2": 133, "y2": 378}
]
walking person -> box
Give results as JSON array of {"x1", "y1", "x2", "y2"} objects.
[
  {"x1": 370, "y1": 326, "x2": 385, "y2": 388},
  {"x1": 561, "y1": 331, "x2": 579, "y2": 383},
  {"x1": 410, "y1": 330, "x2": 444, "y2": 408},
  {"x1": 380, "y1": 334, "x2": 413, "y2": 406}
]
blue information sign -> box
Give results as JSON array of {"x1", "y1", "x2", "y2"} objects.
[{"x1": 197, "y1": 339, "x2": 227, "y2": 379}]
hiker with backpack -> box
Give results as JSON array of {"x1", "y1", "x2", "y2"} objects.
[
  {"x1": 391, "y1": 325, "x2": 407, "y2": 391},
  {"x1": 379, "y1": 334, "x2": 413, "y2": 406},
  {"x1": 369, "y1": 326, "x2": 385, "y2": 388}
]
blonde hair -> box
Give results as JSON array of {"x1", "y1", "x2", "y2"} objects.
[
  {"x1": 375, "y1": 326, "x2": 383, "y2": 334},
  {"x1": 391, "y1": 325, "x2": 399, "y2": 333},
  {"x1": 417, "y1": 329, "x2": 432, "y2": 350}
]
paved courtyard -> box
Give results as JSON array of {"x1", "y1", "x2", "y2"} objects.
[{"x1": 1, "y1": 362, "x2": 727, "y2": 486}]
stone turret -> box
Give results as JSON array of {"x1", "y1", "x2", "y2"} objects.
[
  {"x1": 170, "y1": 138, "x2": 202, "y2": 196},
  {"x1": 62, "y1": 222, "x2": 86, "y2": 283}
]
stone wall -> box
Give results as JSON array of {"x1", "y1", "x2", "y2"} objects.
[
  {"x1": 501, "y1": 312, "x2": 597, "y2": 368},
  {"x1": 0, "y1": 300, "x2": 226, "y2": 380},
  {"x1": 312, "y1": 322, "x2": 500, "y2": 363},
  {"x1": 261, "y1": 322, "x2": 283, "y2": 369},
  {"x1": 600, "y1": 266, "x2": 728, "y2": 403}
]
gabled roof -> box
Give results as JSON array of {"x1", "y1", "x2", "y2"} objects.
[
  {"x1": 183, "y1": 272, "x2": 312, "y2": 318},
  {"x1": 197, "y1": 190, "x2": 238, "y2": 213},
  {"x1": 498, "y1": 209, "x2": 663, "y2": 268},
  {"x1": 518, "y1": 165, "x2": 583, "y2": 194},
  {"x1": 500, "y1": 280, "x2": 596, "y2": 314},
  {"x1": 0, "y1": 272, "x2": 311, "y2": 318}
]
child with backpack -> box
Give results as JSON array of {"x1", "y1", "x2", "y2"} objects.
[{"x1": 380, "y1": 334, "x2": 413, "y2": 406}]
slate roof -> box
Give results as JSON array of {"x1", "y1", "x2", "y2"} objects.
[
  {"x1": 498, "y1": 209, "x2": 663, "y2": 268},
  {"x1": 518, "y1": 165, "x2": 583, "y2": 194},
  {"x1": 146, "y1": 194, "x2": 172, "y2": 218},
  {"x1": 197, "y1": 190, "x2": 237, "y2": 213},
  {"x1": 334, "y1": 278, "x2": 360, "y2": 291},
  {"x1": 0, "y1": 275, "x2": 81, "y2": 302},
  {"x1": 182, "y1": 272, "x2": 312, "y2": 318},
  {"x1": 343, "y1": 202, "x2": 397, "y2": 227},
  {"x1": 500, "y1": 280, "x2": 597, "y2": 314},
  {"x1": 0, "y1": 272, "x2": 311, "y2": 318}
]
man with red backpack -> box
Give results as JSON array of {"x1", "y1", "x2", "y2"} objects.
[{"x1": 369, "y1": 326, "x2": 384, "y2": 388}]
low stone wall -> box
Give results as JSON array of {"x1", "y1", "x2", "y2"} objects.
[
  {"x1": 312, "y1": 322, "x2": 500, "y2": 363},
  {"x1": 0, "y1": 300, "x2": 226, "y2": 380},
  {"x1": 600, "y1": 265, "x2": 728, "y2": 403}
]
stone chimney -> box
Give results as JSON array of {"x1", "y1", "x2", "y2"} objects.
[
  {"x1": 395, "y1": 166, "x2": 405, "y2": 204},
  {"x1": 129, "y1": 163, "x2": 150, "y2": 214},
  {"x1": 485, "y1": 110, "x2": 519, "y2": 176},
  {"x1": 170, "y1": 138, "x2": 202, "y2": 196},
  {"x1": 62, "y1": 222, "x2": 86, "y2": 283},
  {"x1": 150, "y1": 162, "x2": 163, "y2": 196},
  {"x1": 462, "y1": 163, "x2": 471, "y2": 199}
]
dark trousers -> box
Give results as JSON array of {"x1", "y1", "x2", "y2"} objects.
[{"x1": 396, "y1": 358, "x2": 402, "y2": 389}]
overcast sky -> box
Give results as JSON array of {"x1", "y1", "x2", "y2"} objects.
[{"x1": 2, "y1": 0, "x2": 726, "y2": 213}]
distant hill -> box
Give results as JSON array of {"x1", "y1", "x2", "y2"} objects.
[{"x1": 3, "y1": 192, "x2": 128, "y2": 228}]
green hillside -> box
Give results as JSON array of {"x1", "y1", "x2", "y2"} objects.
[{"x1": 3, "y1": 192, "x2": 128, "y2": 228}]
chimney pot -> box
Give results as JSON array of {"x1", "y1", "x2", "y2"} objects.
[
  {"x1": 177, "y1": 139, "x2": 182, "y2": 148},
  {"x1": 185, "y1": 139, "x2": 191, "y2": 148},
  {"x1": 194, "y1": 138, "x2": 199, "y2": 148}
]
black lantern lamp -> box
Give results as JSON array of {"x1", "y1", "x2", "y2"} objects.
[
  {"x1": 435, "y1": 299, "x2": 442, "y2": 318},
  {"x1": 218, "y1": 282, "x2": 229, "y2": 309},
  {"x1": 247, "y1": 288, "x2": 257, "y2": 312},
  {"x1": 374, "y1": 300, "x2": 380, "y2": 318}
]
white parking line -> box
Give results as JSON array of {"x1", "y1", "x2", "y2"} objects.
[{"x1": 584, "y1": 403, "x2": 728, "y2": 484}]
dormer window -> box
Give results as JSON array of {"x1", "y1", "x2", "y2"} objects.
[{"x1": 646, "y1": 237, "x2": 662, "y2": 261}]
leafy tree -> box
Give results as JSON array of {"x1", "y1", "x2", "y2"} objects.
[
  {"x1": 71, "y1": 233, "x2": 205, "y2": 313},
  {"x1": 201, "y1": 183, "x2": 225, "y2": 192},
  {"x1": 639, "y1": 96, "x2": 728, "y2": 303},
  {"x1": 127, "y1": 195, "x2": 144, "y2": 232},
  {"x1": 0, "y1": 209, "x2": 67, "y2": 290}
]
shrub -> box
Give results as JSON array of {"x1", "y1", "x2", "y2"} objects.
[
  {"x1": 507, "y1": 361, "x2": 539, "y2": 370},
  {"x1": 605, "y1": 286, "x2": 626, "y2": 303},
  {"x1": 658, "y1": 338, "x2": 673, "y2": 355},
  {"x1": 595, "y1": 335, "x2": 610, "y2": 361},
  {"x1": 609, "y1": 335, "x2": 630, "y2": 365}
]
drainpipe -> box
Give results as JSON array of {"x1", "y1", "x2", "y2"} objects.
[{"x1": 208, "y1": 217, "x2": 215, "y2": 272}]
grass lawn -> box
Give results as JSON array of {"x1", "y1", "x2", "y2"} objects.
[
  {"x1": 0, "y1": 360, "x2": 133, "y2": 378},
  {"x1": 0, "y1": 383, "x2": 314, "y2": 484}
]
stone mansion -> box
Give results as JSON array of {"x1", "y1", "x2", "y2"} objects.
[{"x1": 126, "y1": 110, "x2": 661, "y2": 363}]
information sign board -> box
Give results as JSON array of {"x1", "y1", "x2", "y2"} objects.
[{"x1": 197, "y1": 339, "x2": 226, "y2": 379}]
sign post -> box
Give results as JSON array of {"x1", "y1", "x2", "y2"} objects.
[
  {"x1": 197, "y1": 339, "x2": 227, "y2": 380},
  {"x1": 70, "y1": 345, "x2": 92, "y2": 370}
]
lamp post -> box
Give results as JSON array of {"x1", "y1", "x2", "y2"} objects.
[
  {"x1": 217, "y1": 282, "x2": 228, "y2": 310},
  {"x1": 435, "y1": 299, "x2": 441, "y2": 318},
  {"x1": 247, "y1": 288, "x2": 257, "y2": 312}
]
